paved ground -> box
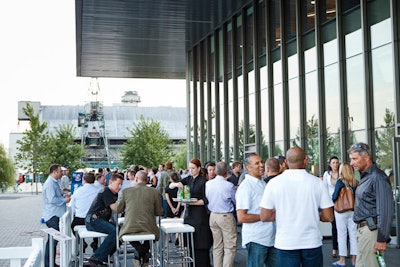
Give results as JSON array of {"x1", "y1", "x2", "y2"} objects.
[{"x1": 0, "y1": 192, "x2": 398, "y2": 266}]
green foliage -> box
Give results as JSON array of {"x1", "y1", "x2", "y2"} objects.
[
  {"x1": 375, "y1": 108, "x2": 395, "y2": 172},
  {"x1": 172, "y1": 141, "x2": 187, "y2": 170},
  {"x1": 0, "y1": 144, "x2": 16, "y2": 187},
  {"x1": 120, "y1": 115, "x2": 173, "y2": 168},
  {"x1": 14, "y1": 103, "x2": 50, "y2": 173},
  {"x1": 45, "y1": 124, "x2": 86, "y2": 172}
]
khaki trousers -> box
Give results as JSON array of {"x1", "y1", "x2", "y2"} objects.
[
  {"x1": 209, "y1": 212, "x2": 237, "y2": 267},
  {"x1": 356, "y1": 225, "x2": 379, "y2": 267}
]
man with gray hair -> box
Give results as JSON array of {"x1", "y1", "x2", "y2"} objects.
[
  {"x1": 236, "y1": 153, "x2": 276, "y2": 266},
  {"x1": 206, "y1": 161, "x2": 237, "y2": 267},
  {"x1": 348, "y1": 142, "x2": 393, "y2": 267}
]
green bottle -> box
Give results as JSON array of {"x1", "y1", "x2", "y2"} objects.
[{"x1": 376, "y1": 251, "x2": 386, "y2": 267}]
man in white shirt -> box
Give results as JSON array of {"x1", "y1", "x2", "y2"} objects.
[
  {"x1": 236, "y1": 153, "x2": 276, "y2": 267},
  {"x1": 59, "y1": 167, "x2": 70, "y2": 195},
  {"x1": 70, "y1": 172, "x2": 100, "y2": 252},
  {"x1": 260, "y1": 146, "x2": 334, "y2": 266}
]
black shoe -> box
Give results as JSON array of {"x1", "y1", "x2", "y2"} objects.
[
  {"x1": 175, "y1": 238, "x2": 179, "y2": 246},
  {"x1": 88, "y1": 257, "x2": 107, "y2": 267}
]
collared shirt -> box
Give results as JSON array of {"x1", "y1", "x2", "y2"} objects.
[
  {"x1": 94, "y1": 180, "x2": 104, "y2": 189},
  {"x1": 206, "y1": 175, "x2": 236, "y2": 213},
  {"x1": 353, "y1": 164, "x2": 393, "y2": 242},
  {"x1": 236, "y1": 174, "x2": 275, "y2": 247},
  {"x1": 42, "y1": 175, "x2": 67, "y2": 221},
  {"x1": 70, "y1": 183, "x2": 100, "y2": 218}
]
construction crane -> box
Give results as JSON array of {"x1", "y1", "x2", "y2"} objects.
[{"x1": 78, "y1": 78, "x2": 110, "y2": 168}]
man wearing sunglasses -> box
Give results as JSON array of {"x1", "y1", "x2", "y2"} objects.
[{"x1": 348, "y1": 142, "x2": 393, "y2": 267}]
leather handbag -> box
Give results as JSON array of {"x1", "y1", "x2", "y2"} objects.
[{"x1": 334, "y1": 186, "x2": 354, "y2": 213}]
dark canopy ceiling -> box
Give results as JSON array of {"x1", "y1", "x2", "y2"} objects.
[{"x1": 75, "y1": 0, "x2": 250, "y2": 79}]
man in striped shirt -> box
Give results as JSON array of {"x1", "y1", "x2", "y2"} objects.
[{"x1": 348, "y1": 142, "x2": 393, "y2": 267}]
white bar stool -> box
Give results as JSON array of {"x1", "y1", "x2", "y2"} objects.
[
  {"x1": 76, "y1": 227, "x2": 108, "y2": 267},
  {"x1": 160, "y1": 223, "x2": 195, "y2": 267},
  {"x1": 120, "y1": 234, "x2": 156, "y2": 267}
]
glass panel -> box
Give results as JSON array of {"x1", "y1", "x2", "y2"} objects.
[
  {"x1": 304, "y1": 47, "x2": 317, "y2": 73},
  {"x1": 323, "y1": 0, "x2": 336, "y2": 21},
  {"x1": 249, "y1": 70, "x2": 256, "y2": 127},
  {"x1": 372, "y1": 43, "x2": 395, "y2": 174},
  {"x1": 246, "y1": 7, "x2": 254, "y2": 64},
  {"x1": 270, "y1": 0, "x2": 281, "y2": 49},
  {"x1": 371, "y1": 18, "x2": 391, "y2": 49},
  {"x1": 257, "y1": 0, "x2": 266, "y2": 57},
  {"x1": 236, "y1": 15, "x2": 243, "y2": 70},
  {"x1": 238, "y1": 74, "x2": 244, "y2": 162},
  {"x1": 228, "y1": 78, "x2": 234, "y2": 160},
  {"x1": 345, "y1": 29, "x2": 362, "y2": 58},
  {"x1": 324, "y1": 63, "x2": 341, "y2": 157},
  {"x1": 305, "y1": 71, "x2": 319, "y2": 171},
  {"x1": 260, "y1": 65, "x2": 269, "y2": 159},
  {"x1": 273, "y1": 60, "x2": 282, "y2": 85},
  {"x1": 324, "y1": 39, "x2": 338, "y2": 66},
  {"x1": 289, "y1": 77, "x2": 300, "y2": 144},
  {"x1": 285, "y1": 1, "x2": 296, "y2": 42},
  {"x1": 274, "y1": 83, "x2": 284, "y2": 156},
  {"x1": 346, "y1": 54, "x2": 366, "y2": 142},
  {"x1": 288, "y1": 54, "x2": 298, "y2": 79},
  {"x1": 304, "y1": 0, "x2": 315, "y2": 33}
]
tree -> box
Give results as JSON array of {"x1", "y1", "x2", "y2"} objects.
[
  {"x1": 14, "y1": 103, "x2": 50, "y2": 174},
  {"x1": 45, "y1": 124, "x2": 86, "y2": 172},
  {"x1": 0, "y1": 144, "x2": 15, "y2": 188},
  {"x1": 375, "y1": 108, "x2": 395, "y2": 172},
  {"x1": 120, "y1": 115, "x2": 173, "y2": 168},
  {"x1": 172, "y1": 141, "x2": 188, "y2": 170}
]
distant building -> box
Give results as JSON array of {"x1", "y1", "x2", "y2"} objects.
[{"x1": 10, "y1": 100, "x2": 186, "y2": 169}]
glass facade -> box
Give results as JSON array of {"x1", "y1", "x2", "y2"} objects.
[{"x1": 186, "y1": 0, "x2": 396, "y2": 177}]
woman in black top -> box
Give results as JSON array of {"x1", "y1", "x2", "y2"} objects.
[{"x1": 170, "y1": 158, "x2": 212, "y2": 267}]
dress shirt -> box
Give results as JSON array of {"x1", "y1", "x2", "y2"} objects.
[
  {"x1": 70, "y1": 183, "x2": 100, "y2": 218},
  {"x1": 94, "y1": 180, "x2": 104, "y2": 189},
  {"x1": 42, "y1": 176, "x2": 67, "y2": 221},
  {"x1": 206, "y1": 175, "x2": 236, "y2": 213},
  {"x1": 353, "y1": 164, "x2": 393, "y2": 242}
]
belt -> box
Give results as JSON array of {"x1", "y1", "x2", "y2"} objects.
[{"x1": 211, "y1": 211, "x2": 233, "y2": 214}]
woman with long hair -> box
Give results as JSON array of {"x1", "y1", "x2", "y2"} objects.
[
  {"x1": 331, "y1": 163, "x2": 358, "y2": 267},
  {"x1": 169, "y1": 158, "x2": 212, "y2": 266},
  {"x1": 323, "y1": 156, "x2": 340, "y2": 258}
]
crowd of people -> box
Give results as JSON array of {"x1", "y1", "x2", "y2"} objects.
[{"x1": 41, "y1": 142, "x2": 394, "y2": 267}]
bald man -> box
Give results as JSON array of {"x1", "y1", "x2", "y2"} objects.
[{"x1": 260, "y1": 147, "x2": 334, "y2": 266}]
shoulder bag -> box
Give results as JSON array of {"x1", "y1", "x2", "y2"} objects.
[{"x1": 334, "y1": 185, "x2": 354, "y2": 213}]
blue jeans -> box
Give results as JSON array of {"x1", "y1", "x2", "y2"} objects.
[
  {"x1": 245, "y1": 242, "x2": 277, "y2": 267},
  {"x1": 276, "y1": 246, "x2": 323, "y2": 267},
  {"x1": 86, "y1": 217, "x2": 116, "y2": 262},
  {"x1": 162, "y1": 198, "x2": 168, "y2": 218},
  {"x1": 45, "y1": 216, "x2": 60, "y2": 267}
]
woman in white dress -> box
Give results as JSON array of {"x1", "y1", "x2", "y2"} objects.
[{"x1": 323, "y1": 156, "x2": 340, "y2": 258}]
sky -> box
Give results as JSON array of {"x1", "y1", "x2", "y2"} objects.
[{"x1": 0, "y1": 0, "x2": 186, "y2": 150}]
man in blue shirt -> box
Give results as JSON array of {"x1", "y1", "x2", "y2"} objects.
[
  {"x1": 348, "y1": 142, "x2": 393, "y2": 267},
  {"x1": 42, "y1": 164, "x2": 71, "y2": 267},
  {"x1": 206, "y1": 161, "x2": 237, "y2": 267}
]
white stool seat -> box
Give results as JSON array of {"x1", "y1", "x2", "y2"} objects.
[
  {"x1": 120, "y1": 234, "x2": 156, "y2": 267},
  {"x1": 161, "y1": 223, "x2": 194, "y2": 234},
  {"x1": 78, "y1": 228, "x2": 108, "y2": 239},
  {"x1": 121, "y1": 234, "x2": 155, "y2": 242},
  {"x1": 160, "y1": 223, "x2": 195, "y2": 266},
  {"x1": 161, "y1": 218, "x2": 184, "y2": 224},
  {"x1": 75, "y1": 228, "x2": 108, "y2": 267}
]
